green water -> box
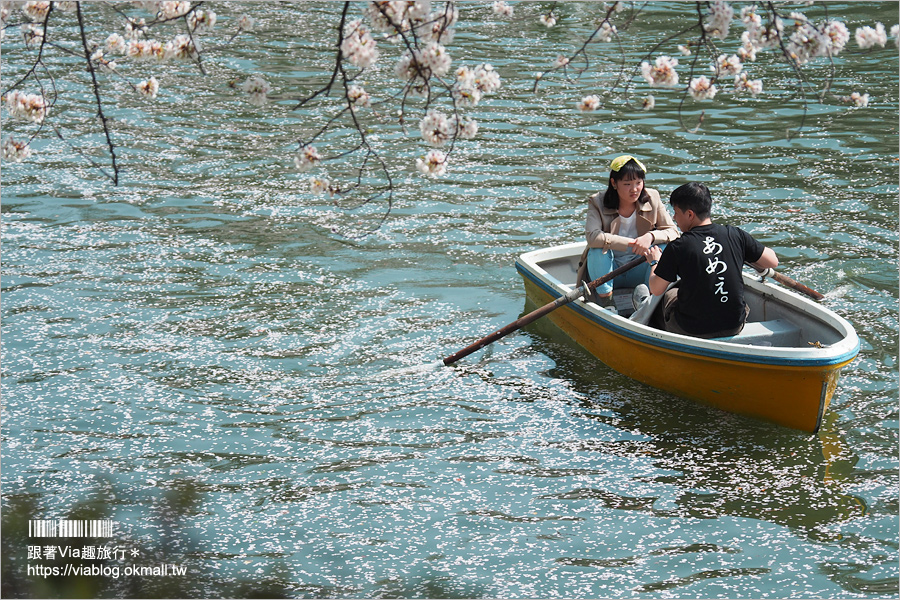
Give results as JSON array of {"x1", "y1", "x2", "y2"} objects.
[{"x1": 2, "y1": 2, "x2": 897, "y2": 598}]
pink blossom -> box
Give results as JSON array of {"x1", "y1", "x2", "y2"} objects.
[
  {"x1": 641, "y1": 56, "x2": 679, "y2": 87},
  {"x1": 295, "y1": 145, "x2": 321, "y2": 171},
  {"x1": 689, "y1": 76, "x2": 717, "y2": 100},
  {"x1": 2, "y1": 137, "x2": 32, "y2": 162},
  {"x1": 419, "y1": 110, "x2": 453, "y2": 147},
  {"x1": 137, "y1": 77, "x2": 159, "y2": 99},
  {"x1": 241, "y1": 76, "x2": 271, "y2": 106},
  {"x1": 577, "y1": 95, "x2": 601, "y2": 112},
  {"x1": 855, "y1": 23, "x2": 887, "y2": 49},
  {"x1": 341, "y1": 19, "x2": 379, "y2": 69},
  {"x1": 492, "y1": 1, "x2": 513, "y2": 18},
  {"x1": 416, "y1": 150, "x2": 447, "y2": 177},
  {"x1": 5, "y1": 90, "x2": 49, "y2": 123}
]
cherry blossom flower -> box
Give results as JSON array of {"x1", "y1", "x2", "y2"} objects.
[
  {"x1": 689, "y1": 76, "x2": 717, "y2": 101},
  {"x1": 53, "y1": 2, "x2": 77, "y2": 13},
  {"x1": 493, "y1": 1, "x2": 513, "y2": 18},
  {"x1": 420, "y1": 4, "x2": 459, "y2": 44},
  {"x1": 453, "y1": 66, "x2": 482, "y2": 107},
  {"x1": 473, "y1": 64, "x2": 501, "y2": 93},
  {"x1": 540, "y1": 13, "x2": 556, "y2": 28},
  {"x1": 641, "y1": 56, "x2": 679, "y2": 87},
  {"x1": 855, "y1": 23, "x2": 887, "y2": 49},
  {"x1": 241, "y1": 76, "x2": 271, "y2": 106},
  {"x1": 416, "y1": 149, "x2": 447, "y2": 177},
  {"x1": 309, "y1": 176, "x2": 332, "y2": 196},
  {"x1": 678, "y1": 45, "x2": 692, "y2": 56},
  {"x1": 739, "y1": 7, "x2": 781, "y2": 61},
  {"x1": 642, "y1": 95, "x2": 655, "y2": 110},
  {"x1": 347, "y1": 85, "x2": 370, "y2": 110},
  {"x1": 734, "y1": 72, "x2": 763, "y2": 97},
  {"x1": 125, "y1": 18, "x2": 147, "y2": 40},
  {"x1": 157, "y1": 1, "x2": 192, "y2": 20},
  {"x1": 892, "y1": 24, "x2": 899, "y2": 47},
  {"x1": 821, "y1": 21, "x2": 850, "y2": 54},
  {"x1": 341, "y1": 19, "x2": 379, "y2": 69},
  {"x1": 294, "y1": 145, "x2": 321, "y2": 171},
  {"x1": 554, "y1": 55, "x2": 570, "y2": 69},
  {"x1": 596, "y1": 21, "x2": 617, "y2": 43},
  {"x1": 451, "y1": 115, "x2": 478, "y2": 139},
  {"x1": 22, "y1": 23, "x2": 44, "y2": 46},
  {"x1": 785, "y1": 13, "x2": 829, "y2": 64},
  {"x1": 165, "y1": 34, "x2": 199, "y2": 61},
  {"x1": 188, "y1": 10, "x2": 216, "y2": 33},
  {"x1": 22, "y1": 1, "x2": 49, "y2": 22},
  {"x1": 5, "y1": 90, "x2": 49, "y2": 123},
  {"x1": 137, "y1": 77, "x2": 159, "y2": 98},
  {"x1": 237, "y1": 15, "x2": 256, "y2": 32},
  {"x1": 577, "y1": 95, "x2": 601, "y2": 112},
  {"x1": 419, "y1": 110, "x2": 453, "y2": 147},
  {"x1": 2, "y1": 137, "x2": 32, "y2": 162},
  {"x1": 126, "y1": 39, "x2": 165, "y2": 61},
  {"x1": 419, "y1": 42, "x2": 452, "y2": 77},
  {"x1": 714, "y1": 54, "x2": 742, "y2": 77},
  {"x1": 453, "y1": 63, "x2": 501, "y2": 107},
  {"x1": 91, "y1": 50, "x2": 117, "y2": 72},
  {"x1": 849, "y1": 92, "x2": 869, "y2": 107},
  {"x1": 705, "y1": 0, "x2": 734, "y2": 40},
  {"x1": 106, "y1": 33, "x2": 127, "y2": 53}
]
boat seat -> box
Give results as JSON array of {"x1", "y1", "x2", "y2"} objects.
[{"x1": 713, "y1": 319, "x2": 802, "y2": 346}]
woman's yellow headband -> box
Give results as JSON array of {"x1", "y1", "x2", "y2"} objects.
[{"x1": 610, "y1": 155, "x2": 647, "y2": 173}]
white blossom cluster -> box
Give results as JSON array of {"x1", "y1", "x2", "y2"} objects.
[
  {"x1": 418, "y1": 109, "x2": 478, "y2": 147},
  {"x1": 630, "y1": 4, "x2": 894, "y2": 108},
  {"x1": 395, "y1": 41, "x2": 452, "y2": 95},
  {"x1": 855, "y1": 22, "x2": 888, "y2": 49},
  {"x1": 4, "y1": 90, "x2": 49, "y2": 123},
  {"x1": 347, "y1": 85, "x2": 371, "y2": 110},
  {"x1": 705, "y1": 1, "x2": 734, "y2": 40},
  {"x1": 241, "y1": 76, "x2": 272, "y2": 107},
  {"x1": 294, "y1": 145, "x2": 321, "y2": 172},
  {"x1": 453, "y1": 64, "x2": 500, "y2": 107},
  {"x1": 341, "y1": 19, "x2": 380, "y2": 69},
  {"x1": 137, "y1": 76, "x2": 159, "y2": 98},
  {"x1": 689, "y1": 76, "x2": 717, "y2": 101},
  {"x1": 2, "y1": 137, "x2": 33, "y2": 162},
  {"x1": 416, "y1": 149, "x2": 447, "y2": 177},
  {"x1": 577, "y1": 95, "x2": 601, "y2": 112},
  {"x1": 641, "y1": 56, "x2": 680, "y2": 87},
  {"x1": 492, "y1": 1, "x2": 513, "y2": 18}
]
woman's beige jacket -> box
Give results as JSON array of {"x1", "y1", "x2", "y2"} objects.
[{"x1": 585, "y1": 187, "x2": 679, "y2": 252}]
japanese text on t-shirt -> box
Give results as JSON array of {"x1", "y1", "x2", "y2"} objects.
[{"x1": 703, "y1": 236, "x2": 729, "y2": 303}]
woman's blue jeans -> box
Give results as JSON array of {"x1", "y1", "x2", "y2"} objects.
[{"x1": 586, "y1": 245, "x2": 666, "y2": 296}]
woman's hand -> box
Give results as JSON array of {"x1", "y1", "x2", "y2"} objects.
[{"x1": 628, "y1": 232, "x2": 655, "y2": 256}]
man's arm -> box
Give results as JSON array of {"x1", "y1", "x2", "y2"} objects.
[
  {"x1": 749, "y1": 246, "x2": 779, "y2": 271},
  {"x1": 646, "y1": 245, "x2": 671, "y2": 296}
]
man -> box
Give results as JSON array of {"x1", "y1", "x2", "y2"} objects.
[{"x1": 641, "y1": 182, "x2": 779, "y2": 338}]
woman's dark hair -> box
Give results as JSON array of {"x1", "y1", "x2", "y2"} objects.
[
  {"x1": 602, "y1": 158, "x2": 649, "y2": 210},
  {"x1": 669, "y1": 182, "x2": 712, "y2": 219}
]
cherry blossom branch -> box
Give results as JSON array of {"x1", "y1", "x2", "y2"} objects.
[{"x1": 76, "y1": 2, "x2": 119, "y2": 185}]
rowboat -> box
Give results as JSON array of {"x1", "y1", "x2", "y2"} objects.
[{"x1": 515, "y1": 242, "x2": 860, "y2": 433}]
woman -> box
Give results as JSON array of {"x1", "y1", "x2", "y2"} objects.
[{"x1": 575, "y1": 155, "x2": 679, "y2": 303}]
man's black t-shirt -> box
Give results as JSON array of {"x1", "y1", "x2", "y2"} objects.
[{"x1": 654, "y1": 223, "x2": 765, "y2": 335}]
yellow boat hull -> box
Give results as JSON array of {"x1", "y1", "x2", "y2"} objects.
[{"x1": 516, "y1": 244, "x2": 860, "y2": 434}]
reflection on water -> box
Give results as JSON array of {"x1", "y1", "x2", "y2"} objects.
[{"x1": 2, "y1": 1, "x2": 898, "y2": 598}]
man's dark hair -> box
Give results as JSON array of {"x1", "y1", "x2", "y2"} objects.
[{"x1": 669, "y1": 182, "x2": 712, "y2": 219}]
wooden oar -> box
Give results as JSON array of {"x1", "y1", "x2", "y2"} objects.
[
  {"x1": 443, "y1": 256, "x2": 647, "y2": 366},
  {"x1": 753, "y1": 267, "x2": 824, "y2": 301}
]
